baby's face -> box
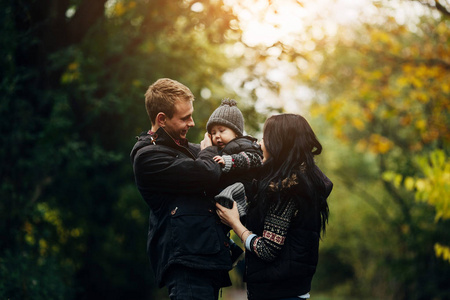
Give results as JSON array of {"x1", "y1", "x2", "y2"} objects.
[{"x1": 210, "y1": 125, "x2": 238, "y2": 149}]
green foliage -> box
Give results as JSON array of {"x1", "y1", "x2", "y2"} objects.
[
  {"x1": 383, "y1": 149, "x2": 450, "y2": 263},
  {"x1": 2, "y1": 0, "x2": 449, "y2": 299},
  {"x1": 383, "y1": 149, "x2": 450, "y2": 221},
  {"x1": 0, "y1": 251, "x2": 74, "y2": 300},
  {"x1": 0, "y1": 0, "x2": 245, "y2": 299},
  {"x1": 274, "y1": 3, "x2": 450, "y2": 299},
  {"x1": 312, "y1": 125, "x2": 450, "y2": 299},
  {"x1": 306, "y1": 17, "x2": 449, "y2": 300},
  {"x1": 413, "y1": 150, "x2": 450, "y2": 220}
]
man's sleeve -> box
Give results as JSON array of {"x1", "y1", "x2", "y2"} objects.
[{"x1": 134, "y1": 146, "x2": 222, "y2": 194}]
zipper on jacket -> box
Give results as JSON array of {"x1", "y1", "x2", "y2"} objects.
[
  {"x1": 170, "y1": 207, "x2": 178, "y2": 215},
  {"x1": 160, "y1": 127, "x2": 197, "y2": 159}
]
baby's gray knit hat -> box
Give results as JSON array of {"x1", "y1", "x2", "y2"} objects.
[
  {"x1": 206, "y1": 99, "x2": 244, "y2": 137},
  {"x1": 215, "y1": 182, "x2": 247, "y2": 217}
]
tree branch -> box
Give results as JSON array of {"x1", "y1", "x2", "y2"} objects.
[
  {"x1": 356, "y1": 44, "x2": 450, "y2": 70},
  {"x1": 337, "y1": 176, "x2": 392, "y2": 223},
  {"x1": 436, "y1": 0, "x2": 450, "y2": 17},
  {"x1": 411, "y1": 0, "x2": 450, "y2": 17}
]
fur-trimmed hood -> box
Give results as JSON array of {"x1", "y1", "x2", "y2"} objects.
[
  {"x1": 268, "y1": 173, "x2": 300, "y2": 192},
  {"x1": 267, "y1": 167, "x2": 333, "y2": 200}
]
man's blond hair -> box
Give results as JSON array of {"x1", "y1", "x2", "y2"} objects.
[{"x1": 145, "y1": 78, "x2": 194, "y2": 125}]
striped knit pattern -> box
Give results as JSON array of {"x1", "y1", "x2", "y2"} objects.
[
  {"x1": 215, "y1": 182, "x2": 248, "y2": 217},
  {"x1": 221, "y1": 151, "x2": 262, "y2": 173}
]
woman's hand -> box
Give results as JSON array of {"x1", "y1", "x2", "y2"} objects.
[
  {"x1": 216, "y1": 201, "x2": 252, "y2": 243},
  {"x1": 200, "y1": 132, "x2": 212, "y2": 150},
  {"x1": 215, "y1": 201, "x2": 241, "y2": 228}
]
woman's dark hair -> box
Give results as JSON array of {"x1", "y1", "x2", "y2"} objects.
[{"x1": 259, "y1": 113, "x2": 329, "y2": 234}]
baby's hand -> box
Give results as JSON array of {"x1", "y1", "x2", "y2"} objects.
[{"x1": 213, "y1": 156, "x2": 225, "y2": 166}]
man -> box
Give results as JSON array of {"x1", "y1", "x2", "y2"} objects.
[{"x1": 130, "y1": 78, "x2": 232, "y2": 299}]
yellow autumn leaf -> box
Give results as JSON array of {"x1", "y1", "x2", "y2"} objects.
[
  {"x1": 370, "y1": 70, "x2": 383, "y2": 80},
  {"x1": 371, "y1": 31, "x2": 390, "y2": 43},
  {"x1": 415, "y1": 119, "x2": 427, "y2": 130},
  {"x1": 404, "y1": 177, "x2": 415, "y2": 191},
  {"x1": 436, "y1": 22, "x2": 448, "y2": 35},
  {"x1": 402, "y1": 64, "x2": 414, "y2": 73},
  {"x1": 396, "y1": 76, "x2": 409, "y2": 88},
  {"x1": 435, "y1": 243, "x2": 450, "y2": 263},
  {"x1": 68, "y1": 62, "x2": 78, "y2": 71},
  {"x1": 435, "y1": 243, "x2": 443, "y2": 256},
  {"x1": 61, "y1": 62, "x2": 80, "y2": 83},
  {"x1": 411, "y1": 77, "x2": 423, "y2": 88},
  {"x1": 23, "y1": 221, "x2": 33, "y2": 234},
  {"x1": 25, "y1": 234, "x2": 35, "y2": 245},
  {"x1": 71, "y1": 228, "x2": 82, "y2": 238},
  {"x1": 369, "y1": 134, "x2": 393, "y2": 154},
  {"x1": 390, "y1": 42, "x2": 402, "y2": 55},
  {"x1": 114, "y1": 2, "x2": 126, "y2": 17},
  {"x1": 351, "y1": 118, "x2": 365, "y2": 131},
  {"x1": 39, "y1": 239, "x2": 48, "y2": 256}
]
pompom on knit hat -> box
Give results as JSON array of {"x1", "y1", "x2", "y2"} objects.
[{"x1": 206, "y1": 98, "x2": 244, "y2": 137}]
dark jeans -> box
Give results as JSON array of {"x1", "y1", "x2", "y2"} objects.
[{"x1": 164, "y1": 265, "x2": 230, "y2": 300}]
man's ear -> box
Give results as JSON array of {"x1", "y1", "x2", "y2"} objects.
[{"x1": 156, "y1": 113, "x2": 166, "y2": 127}]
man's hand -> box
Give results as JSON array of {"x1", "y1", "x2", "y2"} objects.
[{"x1": 200, "y1": 132, "x2": 212, "y2": 150}]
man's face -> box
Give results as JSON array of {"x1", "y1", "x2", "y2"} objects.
[{"x1": 164, "y1": 100, "x2": 195, "y2": 140}]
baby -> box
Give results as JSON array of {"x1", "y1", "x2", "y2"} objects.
[
  {"x1": 206, "y1": 98, "x2": 263, "y2": 215},
  {"x1": 207, "y1": 98, "x2": 263, "y2": 266}
]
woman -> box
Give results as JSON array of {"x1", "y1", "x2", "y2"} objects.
[{"x1": 216, "y1": 114, "x2": 333, "y2": 300}]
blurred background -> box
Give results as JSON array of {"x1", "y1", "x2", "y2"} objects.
[{"x1": 1, "y1": 0, "x2": 449, "y2": 299}]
